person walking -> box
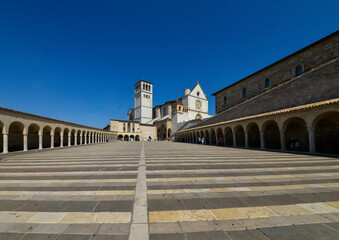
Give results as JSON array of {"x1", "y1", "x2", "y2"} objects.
[
  {"x1": 198, "y1": 137, "x2": 201, "y2": 144},
  {"x1": 201, "y1": 137, "x2": 205, "y2": 145}
]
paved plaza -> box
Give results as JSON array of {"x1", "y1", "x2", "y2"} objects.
[{"x1": 0, "y1": 142, "x2": 338, "y2": 239}]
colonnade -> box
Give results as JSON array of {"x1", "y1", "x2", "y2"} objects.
[
  {"x1": 0, "y1": 114, "x2": 115, "y2": 154},
  {"x1": 176, "y1": 107, "x2": 339, "y2": 155}
]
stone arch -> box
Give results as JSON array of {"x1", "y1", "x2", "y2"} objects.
[
  {"x1": 200, "y1": 130, "x2": 204, "y2": 139},
  {"x1": 158, "y1": 125, "x2": 167, "y2": 140},
  {"x1": 195, "y1": 114, "x2": 202, "y2": 120},
  {"x1": 234, "y1": 125, "x2": 245, "y2": 147},
  {"x1": 54, "y1": 127, "x2": 62, "y2": 147},
  {"x1": 27, "y1": 123, "x2": 40, "y2": 150},
  {"x1": 76, "y1": 130, "x2": 81, "y2": 145},
  {"x1": 247, "y1": 122, "x2": 260, "y2": 148},
  {"x1": 216, "y1": 128, "x2": 223, "y2": 146},
  {"x1": 204, "y1": 129, "x2": 210, "y2": 145},
  {"x1": 43, "y1": 126, "x2": 52, "y2": 148},
  {"x1": 0, "y1": 121, "x2": 3, "y2": 152},
  {"x1": 313, "y1": 111, "x2": 339, "y2": 154},
  {"x1": 130, "y1": 135, "x2": 135, "y2": 141},
  {"x1": 192, "y1": 132, "x2": 196, "y2": 143},
  {"x1": 135, "y1": 135, "x2": 140, "y2": 141},
  {"x1": 8, "y1": 121, "x2": 24, "y2": 152},
  {"x1": 88, "y1": 131, "x2": 92, "y2": 144},
  {"x1": 124, "y1": 135, "x2": 129, "y2": 141},
  {"x1": 210, "y1": 129, "x2": 216, "y2": 145},
  {"x1": 283, "y1": 117, "x2": 309, "y2": 151},
  {"x1": 82, "y1": 130, "x2": 86, "y2": 144},
  {"x1": 63, "y1": 128, "x2": 70, "y2": 146},
  {"x1": 263, "y1": 120, "x2": 281, "y2": 149},
  {"x1": 71, "y1": 129, "x2": 76, "y2": 145},
  {"x1": 224, "y1": 127, "x2": 233, "y2": 146},
  {"x1": 118, "y1": 134, "x2": 123, "y2": 141}
]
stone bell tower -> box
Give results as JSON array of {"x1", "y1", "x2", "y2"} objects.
[{"x1": 134, "y1": 79, "x2": 153, "y2": 124}]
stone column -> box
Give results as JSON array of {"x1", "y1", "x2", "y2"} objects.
[
  {"x1": 260, "y1": 130, "x2": 265, "y2": 149},
  {"x1": 233, "y1": 133, "x2": 236, "y2": 147},
  {"x1": 244, "y1": 132, "x2": 249, "y2": 148},
  {"x1": 3, "y1": 134, "x2": 8, "y2": 154},
  {"x1": 74, "y1": 135, "x2": 77, "y2": 146},
  {"x1": 60, "y1": 135, "x2": 64, "y2": 147},
  {"x1": 85, "y1": 134, "x2": 87, "y2": 145},
  {"x1": 51, "y1": 135, "x2": 54, "y2": 148},
  {"x1": 216, "y1": 136, "x2": 219, "y2": 145},
  {"x1": 39, "y1": 135, "x2": 43, "y2": 149},
  {"x1": 68, "y1": 135, "x2": 71, "y2": 146},
  {"x1": 80, "y1": 135, "x2": 83, "y2": 145},
  {"x1": 23, "y1": 134, "x2": 28, "y2": 151},
  {"x1": 308, "y1": 127, "x2": 315, "y2": 153},
  {"x1": 279, "y1": 129, "x2": 285, "y2": 150},
  {"x1": 92, "y1": 135, "x2": 94, "y2": 143}
]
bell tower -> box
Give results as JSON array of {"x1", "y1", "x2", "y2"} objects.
[{"x1": 134, "y1": 79, "x2": 153, "y2": 124}]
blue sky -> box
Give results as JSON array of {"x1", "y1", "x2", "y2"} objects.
[{"x1": 0, "y1": 0, "x2": 338, "y2": 128}]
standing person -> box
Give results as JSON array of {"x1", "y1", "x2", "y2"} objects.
[
  {"x1": 219, "y1": 136, "x2": 224, "y2": 146},
  {"x1": 198, "y1": 137, "x2": 201, "y2": 144},
  {"x1": 201, "y1": 137, "x2": 205, "y2": 145}
]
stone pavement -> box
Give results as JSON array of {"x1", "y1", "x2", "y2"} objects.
[{"x1": 0, "y1": 142, "x2": 338, "y2": 239}]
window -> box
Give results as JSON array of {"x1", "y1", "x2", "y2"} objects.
[
  {"x1": 143, "y1": 84, "x2": 145, "y2": 90},
  {"x1": 242, "y1": 88, "x2": 247, "y2": 98},
  {"x1": 197, "y1": 91, "x2": 200, "y2": 96},
  {"x1": 123, "y1": 123, "x2": 126, "y2": 132},
  {"x1": 223, "y1": 96, "x2": 227, "y2": 105},
  {"x1": 295, "y1": 65, "x2": 303, "y2": 76},
  {"x1": 264, "y1": 78, "x2": 270, "y2": 88}
]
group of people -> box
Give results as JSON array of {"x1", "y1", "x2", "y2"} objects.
[
  {"x1": 197, "y1": 136, "x2": 224, "y2": 145},
  {"x1": 198, "y1": 137, "x2": 206, "y2": 145}
]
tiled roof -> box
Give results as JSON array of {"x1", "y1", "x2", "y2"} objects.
[
  {"x1": 0, "y1": 107, "x2": 107, "y2": 131},
  {"x1": 178, "y1": 98, "x2": 339, "y2": 132}
]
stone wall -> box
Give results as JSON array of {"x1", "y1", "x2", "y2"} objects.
[
  {"x1": 193, "y1": 58, "x2": 339, "y2": 128},
  {"x1": 214, "y1": 32, "x2": 339, "y2": 114}
]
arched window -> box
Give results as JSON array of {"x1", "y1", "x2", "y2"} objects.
[
  {"x1": 242, "y1": 88, "x2": 247, "y2": 98},
  {"x1": 223, "y1": 96, "x2": 227, "y2": 105},
  {"x1": 264, "y1": 78, "x2": 270, "y2": 88},
  {"x1": 197, "y1": 91, "x2": 200, "y2": 97},
  {"x1": 295, "y1": 65, "x2": 303, "y2": 76},
  {"x1": 123, "y1": 123, "x2": 126, "y2": 132}
]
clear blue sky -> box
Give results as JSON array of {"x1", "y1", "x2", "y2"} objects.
[{"x1": 0, "y1": 0, "x2": 338, "y2": 128}]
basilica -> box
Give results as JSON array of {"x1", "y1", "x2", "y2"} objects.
[{"x1": 124, "y1": 80, "x2": 212, "y2": 140}]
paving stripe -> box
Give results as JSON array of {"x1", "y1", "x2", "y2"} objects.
[
  {"x1": 147, "y1": 182, "x2": 339, "y2": 195},
  {"x1": 129, "y1": 142, "x2": 149, "y2": 240},
  {"x1": 0, "y1": 211, "x2": 131, "y2": 224},
  {"x1": 146, "y1": 172, "x2": 339, "y2": 182},
  {"x1": 148, "y1": 201, "x2": 339, "y2": 223}
]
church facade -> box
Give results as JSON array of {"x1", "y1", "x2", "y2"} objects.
[{"x1": 127, "y1": 80, "x2": 212, "y2": 140}]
